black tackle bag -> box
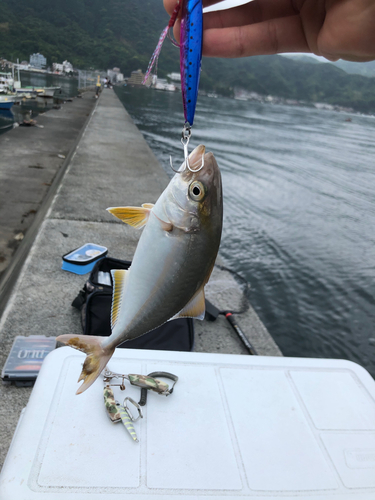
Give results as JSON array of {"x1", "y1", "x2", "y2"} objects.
[{"x1": 71, "y1": 256, "x2": 194, "y2": 351}]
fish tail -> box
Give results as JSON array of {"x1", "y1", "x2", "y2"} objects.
[{"x1": 56, "y1": 334, "x2": 115, "y2": 394}]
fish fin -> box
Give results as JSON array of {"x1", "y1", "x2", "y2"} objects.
[
  {"x1": 56, "y1": 335, "x2": 115, "y2": 394},
  {"x1": 172, "y1": 287, "x2": 206, "y2": 320},
  {"x1": 142, "y1": 203, "x2": 154, "y2": 209},
  {"x1": 110, "y1": 269, "x2": 129, "y2": 331},
  {"x1": 107, "y1": 206, "x2": 152, "y2": 229}
]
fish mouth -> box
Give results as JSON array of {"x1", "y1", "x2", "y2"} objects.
[{"x1": 184, "y1": 144, "x2": 205, "y2": 173}]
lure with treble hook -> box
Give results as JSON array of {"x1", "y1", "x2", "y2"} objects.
[{"x1": 143, "y1": 0, "x2": 203, "y2": 129}]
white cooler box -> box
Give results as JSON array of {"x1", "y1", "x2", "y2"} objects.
[{"x1": 1, "y1": 347, "x2": 375, "y2": 500}]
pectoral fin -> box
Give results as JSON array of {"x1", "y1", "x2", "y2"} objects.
[
  {"x1": 110, "y1": 269, "x2": 129, "y2": 330},
  {"x1": 171, "y1": 288, "x2": 206, "y2": 320},
  {"x1": 107, "y1": 206, "x2": 152, "y2": 228}
]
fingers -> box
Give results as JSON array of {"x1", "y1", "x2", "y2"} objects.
[
  {"x1": 202, "y1": 15, "x2": 310, "y2": 57},
  {"x1": 167, "y1": 0, "x2": 302, "y2": 53},
  {"x1": 203, "y1": 0, "x2": 297, "y2": 30},
  {"x1": 166, "y1": 0, "x2": 309, "y2": 58}
]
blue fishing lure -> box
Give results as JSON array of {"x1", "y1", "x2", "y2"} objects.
[
  {"x1": 179, "y1": 0, "x2": 203, "y2": 127},
  {"x1": 143, "y1": 0, "x2": 203, "y2": 128}
]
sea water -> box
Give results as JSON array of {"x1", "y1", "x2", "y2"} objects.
[{"x1": 115, "y1": 85, "x2": 375, "y2": 377}]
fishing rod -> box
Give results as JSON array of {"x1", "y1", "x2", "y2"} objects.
[{"x1": 205, "y1": 299, "x2": 258, "y2": 356}]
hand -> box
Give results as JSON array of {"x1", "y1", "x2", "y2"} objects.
[{"x1": 163, "y1": 0, "x2": 375, "y2": 62}]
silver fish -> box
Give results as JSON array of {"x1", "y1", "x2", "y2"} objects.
[{"x1": 56, "y1": 145, "x2": 223, "y2": 394}]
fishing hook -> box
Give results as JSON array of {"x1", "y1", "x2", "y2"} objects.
[{"x1": 169, "y1": 123, "x2": 204, "y2": 173}]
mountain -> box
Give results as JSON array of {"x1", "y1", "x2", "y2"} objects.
[
  {"x1": 1, "y1": 0, "x2": 374, "y2": 113},
  {"x1": 284, "y1": 54, "x2": 375, "y2": 78},
  {"x1": 332, "y1": 60, "x2": 375, "y2": 78}
]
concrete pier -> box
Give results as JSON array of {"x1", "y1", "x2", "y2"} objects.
[
  {"x1": 0, "y1": 93, "x2": 96, "y2": 282},
  {"x1": 0, "y1": 89, "x2": 281, "y2": 469}
]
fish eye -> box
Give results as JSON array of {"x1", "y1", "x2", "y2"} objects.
[{"x1": 189, "y1": 181, "x2": 205, "y2": 201}]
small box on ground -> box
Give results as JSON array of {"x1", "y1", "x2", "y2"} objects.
[
  {"x1": 1, "y1": 335, "x2": 56, "y2": 386},
  {"x1": 62, "y1": 243, "x2": 108, "y2": 275}
]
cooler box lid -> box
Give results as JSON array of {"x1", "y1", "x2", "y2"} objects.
[{"x1": 1, "y1": 348, "x2": 375, "y2": 499}]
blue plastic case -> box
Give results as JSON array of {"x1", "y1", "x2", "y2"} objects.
[{"x1": 61, "y1": 243, "x2": 108, "y2": 275}]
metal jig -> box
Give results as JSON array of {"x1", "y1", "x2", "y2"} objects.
[{"x1": 102, "y1": 368, "x2": 178, "y2": 443}]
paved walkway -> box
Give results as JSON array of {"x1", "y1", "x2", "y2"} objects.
[
  {"x1": 0, "y1": 93, "x2": 96, "y2": 280},
  {"x1": 0, "y1": 89, "x2": 281, "y2": 469}
]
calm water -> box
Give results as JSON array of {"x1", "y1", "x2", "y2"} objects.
[
  {"x1": 115, "y1": 85, "x2": 375, "y2": 376},
  {"x1": 0, "y1": 72, "x2": 78, "y2": 135}
]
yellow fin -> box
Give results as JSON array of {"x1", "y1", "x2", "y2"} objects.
[
  {"x1": 107, "y1": 206, "x2": 152, "y2": 228},
  {"x1": 142, "y1": 203, "x2": 154, "y2": 209},
  {"x1": 172, "y1": 288, "x2": 206, "y2": 320},
  {"x1": 55, "y1": 335, "x2": 115, "y2": 394},
  {"x1": 110, "y1": 269, "x2": 129, "y2": 330}
]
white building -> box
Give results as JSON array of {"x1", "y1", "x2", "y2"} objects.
[
  {"x1": 62, "y1": 61, "x2": 73, "y2": 73},
  {"x1": 53, "y1": 63, "x2": 64, "y2": 73},
  {"x1": 29, "y1": 53, "x2": 47, "y2": 69},
  {"x1": 167, "y1": 72, "x2": 181, "y2": 81},
  {"x1": 53, "y1": 60, "x2": 73, "y2": 74},
  {"x1": 107, "y1": 68, "x2": 123, "y2": 84}
]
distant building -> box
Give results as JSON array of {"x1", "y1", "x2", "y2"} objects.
[
  {"x1": 107, "y1": 69, "x2": 117, "y2": 82},
  {"x1": 106, "y1": 67, "x2": 123, "y2": 84},
  {"x1": 19, "y1": 61, "x2": 30, "y2": 70},
  {"x1": 167, "y1": 72, "x2": 181, "y2": 81},
  {"x1": 53, "y1": 60, "x2": 73, "y2": 74},
  {"x1": 53, "y1": 63, "x2": 64, "y2": 73},
  {"x1": 29, "y1": 53, "x2": 47, "y2": 69},
  {"x1": 154, "y1": 78, "x2": 176, "y2": 92},
  {"x1": 62, "y1": 60, "x2": 73, "y2": 73},
  {"x1": 127, "y1": 69, "x2": 151, "y2": 86}
]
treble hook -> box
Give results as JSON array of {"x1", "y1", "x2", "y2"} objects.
[{"x1": 169, "y1": 123, "x2": 204, "y2": 173}]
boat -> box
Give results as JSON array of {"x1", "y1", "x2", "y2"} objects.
[
  {"x1": 0, "y1": 72, "x2": 14, "y2": 94},
  {"x1": 0, "y1": 94, "x2": 16, "y2": 110},
  {"x1": 36, "y1": 86, "x2": 61, "y2": 98},
  {"x1": 14, "y1": 87, "x2": 38, "y2": 98},
  {"x1": 14, "y1": 85, "x2": 60, "y2": 98}
]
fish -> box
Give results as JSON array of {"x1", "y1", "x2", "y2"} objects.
[
  {"x1": 56, "y1": 145, "x2": 223, "y2": 394},
  {"x1": 143, "y1": 0, "x2": 203, "y2": 126}
]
